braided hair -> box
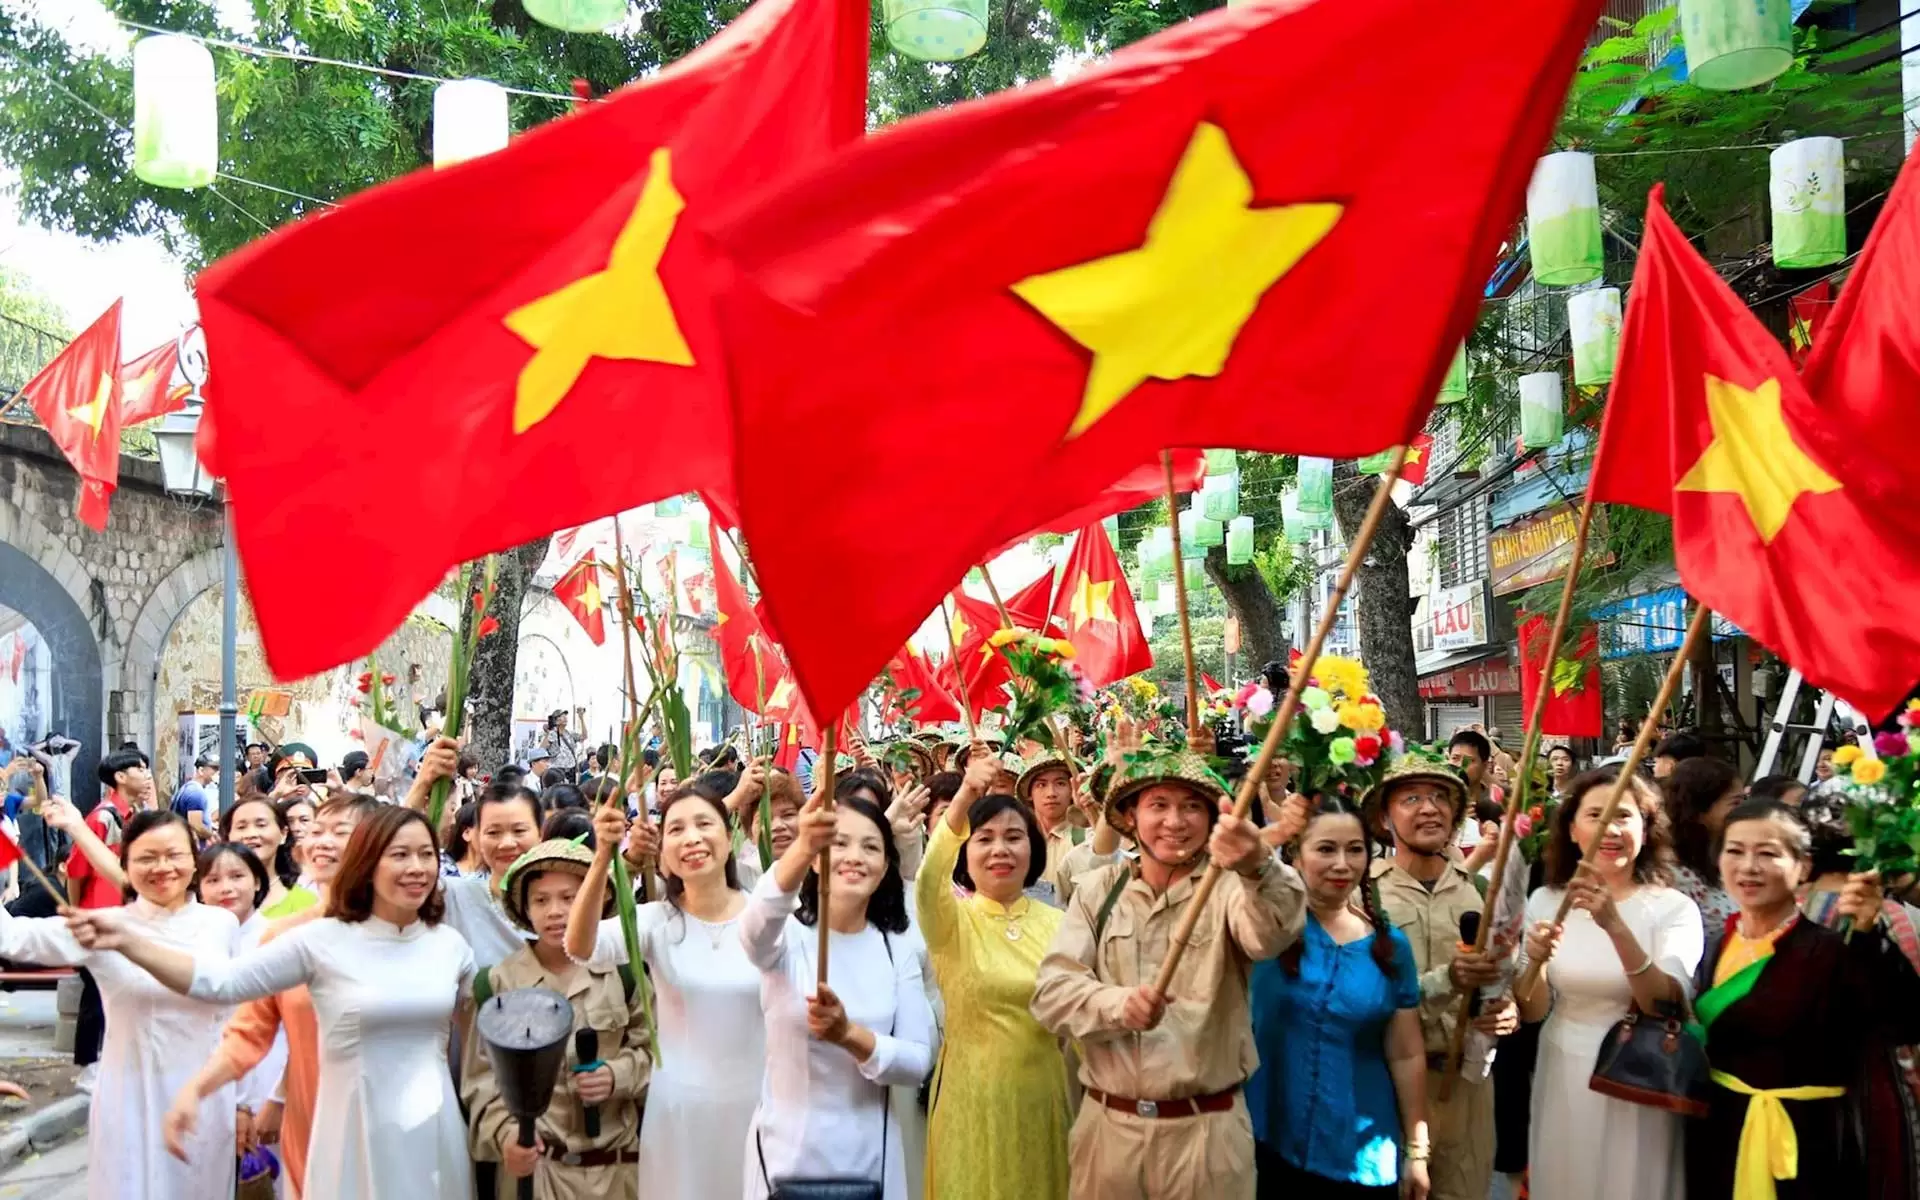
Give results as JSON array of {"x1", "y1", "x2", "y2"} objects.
[{"x1": 1278, "y1": 795, "x2": 1398, "y2": 980}]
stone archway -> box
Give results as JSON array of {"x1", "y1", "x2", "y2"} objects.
[
  {"x1": 0, "y1": 501, "x2": 104, "y2": 804},
  {"x1": 125, "y1": 547, "x2": 226, "y2": 773}
]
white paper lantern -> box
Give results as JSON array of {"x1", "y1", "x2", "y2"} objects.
[
  {"x1": 1296, "y1": 457, "x2": 1333, "y2": 514},
  {"x1": 1527, "y1": 152, "x2": 1603, "y2": 287},
  {"x1": 433, "y1": 80, "x2": 509, "y2": 168},
  {"x1": 133, "y1": 36, "x2": 217, "y2": 190},
  {"x1": 1437, "y1": 343, "x2": 1469, "y2": 405},
  {"x1": 1770, "y1": 137, "x2": 1846, "y2": 269},
  {"x1": 1201, "y1": 471, "x2": 1240, "y2": 521},
  {"x1": 1568, "y1": 287, "x2": 1623, "y2": 387},
  {"x1": 1681, "y1": 0, "x2": 1793, "y2": 92},
  {"x1": 525, "y1": 0, "x2": 628, "y2": 33},
  {"x1": 1520, "y1": 371, "x2": 1565, "y2": 450},
  {"x1": 1227, "y1": 515, "x2": 1256, "y2": 565},
  {"x1": 1205, "y1": 448, "x2": 1239, "y2": 475}
]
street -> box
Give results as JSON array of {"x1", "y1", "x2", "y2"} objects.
[
  {"x1": 0, "y1": 988, "x2": 85, "y2": 1199},
  {"x1": 0, "y1": 1133, "x2": 84, "y2": 1200}
]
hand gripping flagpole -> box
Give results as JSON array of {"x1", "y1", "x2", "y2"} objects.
[
  {"x1": 1151, "y1": 447, "x2": 1408, "y2": 999},
  {"x1": 1513, "y1": 604, "x2": 1711, "y2": 1003},
  {"x1": 1164, "y1": 451, "x2": 1202, "y2": 737},
  {"x1": 1439, "y1": 490, "x2": 1596, "y2": 1100},
  {"x1": 816, "y1": 724, "x2": 839, "y2": 987}
]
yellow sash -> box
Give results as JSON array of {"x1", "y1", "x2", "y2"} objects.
[{"x1": 1710, "y1": 1070, "x2": 1846, "y2": 1200}]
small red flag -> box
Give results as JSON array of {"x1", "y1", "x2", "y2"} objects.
[
  {"x1": 1590, "y1": 186, "x2": 1920, "y2": 720},
  {"x1": 884, "y1": 642, "x2": 961, "y2": 726},
  {"x1": 1518, "y1": 615, "x2": 1602, "y2": 738},
  {"x1": 1004, "y1": 570, "x2": 1058, "y2": 632},
  {"x1": 1785, "y1": 279, "x2": 1832, "y2": 370},
  {"x1": 0, "y1": 827, "x2": 20, "y2": 872},
  {"x1": 709, "y1": 0, "x2": 1603, "y2": 717},
  {"x1": 1401, "y1": 432, "x2": 1435, "y2": 488},
  {"x1": 711, "y1": 522, "x2": 789, "y2": 712},
  {"x1": 943, "y1": 590, "x2": 1014, "y2": 717},
  {"x1": 1202, "y1": 672, "x2": 1224, "y2": 694},
  {"x1": 26, "y1": 302, "x2": 123, "y2": 530},
  {"x1": 553, "y1": 553, "x2": 608, "y2": 646},
  {"x1": 118, "y1": 340, "x2": 189, "y2": 425},
  {"x1": 1047, "y1": 523, "x2": 1153, "y2": 687},
  {"x1": 194, "y1": 0, "x2": 869, "y2": 680}
]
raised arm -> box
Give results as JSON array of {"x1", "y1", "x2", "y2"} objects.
[
  {"x1": 402, "y1": 736, "x2": 460, "y2": 814},
  {"x1": 567, "y1": 805, "x2": 628, "y2": 963},
  {"x1": 914, "y1": 817, "x2": 967, "y2": 957},
  {"x1": 68, "y1": 907, "x2": 315, "y2": 1002},
  {"x1": 0, "y1": 905, "x2": 86, "y2": 967},
  {"x1": 1211, "y1": 802, "x2": 1308, "y2": 961},
  {"x1": 40, "y1": 796, "x2": 124, "y2": 893}
]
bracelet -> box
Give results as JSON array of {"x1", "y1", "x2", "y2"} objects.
[
  {"x1": 1404, "y1": 1146, "x2": 1431, "y2": 1163},
  {"x1": 1626, "y1": 954, "x2": 1655, "y2": 977}
]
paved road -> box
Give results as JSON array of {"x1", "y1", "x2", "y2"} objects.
[{"x1": 0, "y1": 1131, "x2": 84, "y2": 1200}]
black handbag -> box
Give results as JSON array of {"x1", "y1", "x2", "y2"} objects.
[
  {"x1": 1588, "y1": 998, "x2": 1712, "y2": 1118},
  {"x1": 756, "y1": 934, "x2": 894, "y2": 1200}
]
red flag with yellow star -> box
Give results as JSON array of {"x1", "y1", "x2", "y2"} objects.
[
  {"x1": 1517, "y1": 615, "x2": 1601, "y2": 738},
  {"x1": 25, "y1": 302, "x2": 123, "y2": 530},
  {"x1": 707, "y1": 0, "x2": 1602, "y2": 716},
  {"x1": 1048, "y1": 523, "x2": 1152, "y2": 687},
  {"x1": 1004, "y1": 570, "x2": 1058, "y2": 632},
  {"x1": 553, "y1": 553, "x2": 608, "y2": 646},
  {"x1": 942, "y1": 590, "x2": 1014, "y2": 717},
  {"x1": 1401, "y1": 432, "x2": 1435, "y2": 488},
  {"x1": 118, "y1": 340, "x2": 189, "y2": 426},
  {"x1": 1590, "y1": 186, "x2": 1920, "y2": 720},
  {"x1": 711, "y1": 520, "x2": 790, "y2": 712},
  {"x1": 193, "y1": 0, "x2": 868, "y2": 680},
  {"x1": 884, "y1": 643, "x2": 960, "y2": 726}
]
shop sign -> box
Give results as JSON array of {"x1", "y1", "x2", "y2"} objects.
[
  {"x1": 1428, "y1": 581, "x2": 1488, "y2": 652},
  {"x1": 1593, "y1": 587, "x2": 1743, "y2": 659},
  {"x1": 1490, "y1": 503, "x2": 1613, "y2": 596},
  {"x1": 1419, "y1": 656, "x2": 1521, "y2": 698}
]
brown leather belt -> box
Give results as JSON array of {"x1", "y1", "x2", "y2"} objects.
[
  {"x1": 1087, "y1": 1086, "x2": 1238, "y2": 1119},
  {"x1": 540, "y1": 1143, "x2": 641, "y2": 1167}
]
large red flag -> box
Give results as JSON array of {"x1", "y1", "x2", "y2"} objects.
[
  {"x1": 1518, "y1": 615, "x2": 1602, "y2": 738},
  {"x1": 987, "y1": 450, "x2": 1205, "y2": 558},
  {"x1": 118, "y1": 340, "x2": 189, "y2": 425},
  {"x1": 709, "y1": 0, "x2": 1603, "y2": 716},
  {"x1": 25, "y1": 302, "x2": 123, "y2": 530},
  {"x1": 194, "y1": 0, "x2": 868, "y2": 680},
  {"x1": 1048, "y1": 523, "x2": 1153, "y2": 686},
  {"x1": 1589, "y1": 186, "x2": 1920, "y2": 720}
]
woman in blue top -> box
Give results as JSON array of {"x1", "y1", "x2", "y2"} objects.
[{"x1": 1249, "y1": 796, "x2": 1431, "y2": 1200}]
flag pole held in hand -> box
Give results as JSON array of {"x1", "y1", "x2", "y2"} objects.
[
  {"x1": 1151, "y1": 447, "x2": 1408, "y2": 998},
  {"x1": 1513, "y1": 604, "x2": 1711, "y2": 1003},
  {"x1": 1164, "y1": 450, "x2": 1202, "y2": 736},
  {"x1": 816, "y1": 726, "x2": 839, "y2": 987}
]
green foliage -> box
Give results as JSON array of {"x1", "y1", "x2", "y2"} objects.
[
  {"x1": 0, "y1": 266, "x2": 71, "y2": 396},
  {"x1": 1145, "y1": 612, "x2": 1222, "y2": 695},
  {"x1": 994, "y1": 629, "x2": 1085, "y2": 748},
  {"x1": 1830, "y1": 731, "x2": 1920, "y2": 881},
  {"x1": 869, "y1": 0, "x2": 1062, "y2": 123},
  {"x1": 1045, "y1": 0, "x2": 1206, "y2": 52}
]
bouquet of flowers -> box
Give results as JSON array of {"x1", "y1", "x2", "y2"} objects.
[
  {"x1": 989, "y1": 628, "x2": 1089, "y2": 752},
  {"x1": 1828, "y1": 711, "x2": 1920, "y2": 883},
  {"x1": 1098, "y1": 676, "x2": 1181, "y2": 735},
  {"x1": 1244, "y1": 653, "x2": 1402, "y2": 798}
]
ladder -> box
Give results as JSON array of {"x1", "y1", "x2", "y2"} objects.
[{"x1": 1754, "y1": 667, "x2": 1874, "y2": 781}]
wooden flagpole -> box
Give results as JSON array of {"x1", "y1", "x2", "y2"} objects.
[
  {"x1": 1513, "y1": 605, "x2": 1711, "y2": 1002},
  {"x1": 815, "y1": 724, "x2": 839, "y2": 987},
  {"x1": 1438, "y1": 491, "x2": 1596, "y2": 1099},
  {"x1": 979, "y1": 567, "x2": 1016, "y2": 629},
  {"x1": 1151, "y1": 448, "x2": 1409, "y2": 996},
  {"x1": 1164, "y1": 451, "x2": 1202, "y2": 738},
  {"x1": 939, "y1": 597, "x2": 983, "y2": 743},
  {"x1": 611, "y1": 519, "x2": 656, "y2": 902}
]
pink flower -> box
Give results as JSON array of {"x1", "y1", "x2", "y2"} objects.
[
  {"x1": 1515, "y1": 814, "x2": 1534, "y2": 838},
  {"x1": 1388, "y1": 730, "x2": 1405, "y2": 755},
  {"x1": 1874, "y1": 730, "x2": 1910, "y2": 758},
  {"x1": 1245, "y1": 687, "x2": 1274, "y2": 718}
]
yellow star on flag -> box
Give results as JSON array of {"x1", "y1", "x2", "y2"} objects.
[
  {"x1": 767, "y1": 677, "x2": 796, "y2": 712},
  {"x1": 505, "y1": 147, "x2": 695, "y2": 434},
  {"x1": 580, "y1": 569, "x2": 603, "y2": 612},
  {"x1": 1676, "y1": 375, "x2": 1840, "y2": 544},
  {"x1": 950, "y1": 612, "x2": 972, "y2": 645},
  {"x1": 1011, "y1": 121, "x2": 1342, "y2": 439},
  {"x1": 68, "y1": 372, "x2": 115, "y2": 438},
  {"x1": 1406, "y1": 443, "x2": 1423, "y2": 465},
  {"x1": 1067, "y1": 573, "x2": 1116, "y2": 630}
]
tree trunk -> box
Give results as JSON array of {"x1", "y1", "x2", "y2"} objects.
[
  {"x1": 1203, "y1": 544, "x2": 1286, "y2": 675},
  {"x1": 1330, "y1": 462, "x2": 1422, "y2": 738},
  {"x1": 464, "y1": 539, "x2": 548, "y2": 774}
]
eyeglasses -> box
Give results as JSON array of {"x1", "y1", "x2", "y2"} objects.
[{"x1": 130, "y1": 852, "x2": 194, "y2": 870}]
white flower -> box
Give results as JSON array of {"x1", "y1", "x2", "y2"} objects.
[
  {"x1": 1246, "y1": 688, "x2": 1274, "y2": 718},
  {"x1": 1310, "y1": 707, "x2": 1342, "y2": 735}
]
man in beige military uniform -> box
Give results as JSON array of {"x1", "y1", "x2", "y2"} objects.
[
  {"x1": 1365, "y1": 753, "x2": 1516, "y2": 1200},
  {"x1": 1018, "y1": 752, "x2": 1087, "y2": 897},
  {"x1": 1032, "y1": 748, "x2": 1307, "y2": 1200},
  {"x1": 464, "y1": 840, "x2": 652, "y2": 1200}
]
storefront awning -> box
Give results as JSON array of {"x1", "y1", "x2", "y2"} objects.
[{"x1": 1416, "y1": 644, "x2": 1503, "y2": 679}]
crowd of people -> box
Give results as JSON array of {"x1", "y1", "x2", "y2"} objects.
[{"x1": 0, "y1": 699, "x2": 1915, "y2": 1200}]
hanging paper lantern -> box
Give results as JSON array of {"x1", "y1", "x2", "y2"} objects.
[
  {"x1": 1527, "y1": 152, "x2": 1603, "y2": 287},
  {"x1": 1184, "y1": 560, "x2": 1207, "y2": 592},
  {"x1": 1227, "y1": 515, "x2": 1256, "y2": 565},
  {"x1": 133, "y1": 35, "x2": 218, "y2": 190},
  {"x1": 1680, "y1": 0, "x2": 1793, "y2": 92},
  {"x1": 1102, "y1": 513, "x2": 1121, "y2": 540},
  {"x1": 1519, "y1": 372, "x2": 1565, "y2": 450},
  {"x1": 1204, "y1": 448, "x2": 1239, "y2": 475},
  {"x1": 1281, "y1": 490, "x2": 1309, "y2": 544},
  {"x1": 654, "y1": 495, "x2": 685, "y2": 517},
  {"x1": 1194, "y1": 507, "x2": 1224, "y2": 549},
  {"x1": 1143, "y1": 528, "x2": 1173, "y2": 580},
  {"x1": 1296, "y1": 457, "x2": 1333, "y2": 515},
  {"x1": 1568, "y1": 287, "x2": 1623, "y2": 386},
  {"x1": 1356, "y1": 448, "x2": 1397, "y2": 474},
  {"x1": 1178, "y1": 509, "x2": 1207, "y2": 560},
  {"x1": 1437, "y1": 344, "x2": 1470, "y2": 405},
  {"x1": 686, "y1": 521, "x2": 710, "y2": 552},
  {"x1": 881, "y1": 0, "x2": 988, "y2": 63},
  {"x1": 1770, "y1": 137, "x2": 1846, "y2": 269},
  {"x1": 524, "y1": 0, "x2": 629, "y2": 33},
  {"x1": 432, "y1": 80, "x2": 509, "y2": 168},
  {"x1": 1201, "y1": 472, "x2": 1240, "y2": 522}
]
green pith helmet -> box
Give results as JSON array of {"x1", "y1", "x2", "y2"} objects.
[
  {"x1": 1359, "y1": 747, "x2": 1469, "y2": 828},
  {"x1": 500, "y1": 838, "x2": 608, "y2": 931},
  {"x1": 879, "y1": 740, "x2": 934, "y2": 780},
  {"x1": 1016, "y1": 753, "x2": 1073, "y2": 802},
  {"x1": 1103, "y1": 748, "x2": 1230, "y2": 827}
]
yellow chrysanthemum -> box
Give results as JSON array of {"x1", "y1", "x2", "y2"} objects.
[
  {"x1": 1336, "y1": 701, "x2": 1387, "y2": 733},
  {"x1": 1313, "y1": 655, "x2": 1370, "y2": 701},
  {"x1": 988, "y1": 628, "x2": 1023, "y2": 648},
  {"x1": 1128, "y1": 677, "x2": 1159, "y2": 700},
  {"x1": 1851, "y1": 757, "x2": 1887, "y2": 785},
  {"x1": 1833, "y1": 744, "x2": 1863, "y2": 767},
  {"x1": 1049, "y1": 639, "x2": 1077, "y2": 660}
]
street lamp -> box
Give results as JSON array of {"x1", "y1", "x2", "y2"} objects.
[{"x1": 147, "y1": 326, "x2": 238, "y2": 811}]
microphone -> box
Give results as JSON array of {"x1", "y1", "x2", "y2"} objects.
[
  {"x1": 574, "y1": 1028, "x2": 601, "y2": 1139},
  {"x1": 1457, "y1": 912, "x2": 1484, "y2": 1018}
]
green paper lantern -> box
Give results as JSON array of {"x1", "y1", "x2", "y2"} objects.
[
  {"x1": 1201, "y1": 472, "x2": 1240, "y2": 521},
  {"x1": 1183, "y1": 560, "x2": 1206, "y2": 592},
  {"x1": 1102, "y1": 513, "x2": 1121, "y2": 540},
  {"x1": 1437, "y1": 344, "x2": 1469, "y2": 405},
  {"x1": 1296, "y1": 457, "x2": 1333, "y2": 515},
  {"x1": 1205, "y1": 448, "x2": 1239, "y2": 475},
  {"x1": 1527, "y1": 152, "x2": 1603, "y2": 287},
  {"x1": 1568, "y1": 287, "x2": 1622, "y2": 387},
  {"x1": 1281, "y1": 488, "x2": 1330, "y2": 542},
  {"x1": 687, "y1": 521, "x2": 709, "y2": 552},
  {"x1": 882, "y1": 0, "x2": 988, "y2": 62},
  {"x1": 524, "y1": 0, "x2": 628, "y2": 32},
  {"x1": 1178, "y1": 509, "x2": 1206, "y2": 560},
  {"x1": 654, "y1": 495, "x2": 684, "y2": 517},
  {"x1": 1681, "y1": 0, "x2": 1792, "y2": 92},
  {"x1": 133, "y1": 36, "x2": 217, "y2": 190},
  {"x1": 1519, "y1": 372, "x2": 1565, "y2": 450},
  {"x1": 1143, "y1": 528, "x2": 1173, "y2": 580},
  {"x1": 1770, "y1": 137, "x2": 1846, "y2": 269},
  {"x1": 1226, "y1": 515, "x2": 1255, "y2": 565},
  {"x1": 1194, "y1": 507, "x2": 1224, "y2": 548},
  {"x1": 1356, "y1": 449, "x2": 1397, "y2": 474}
]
